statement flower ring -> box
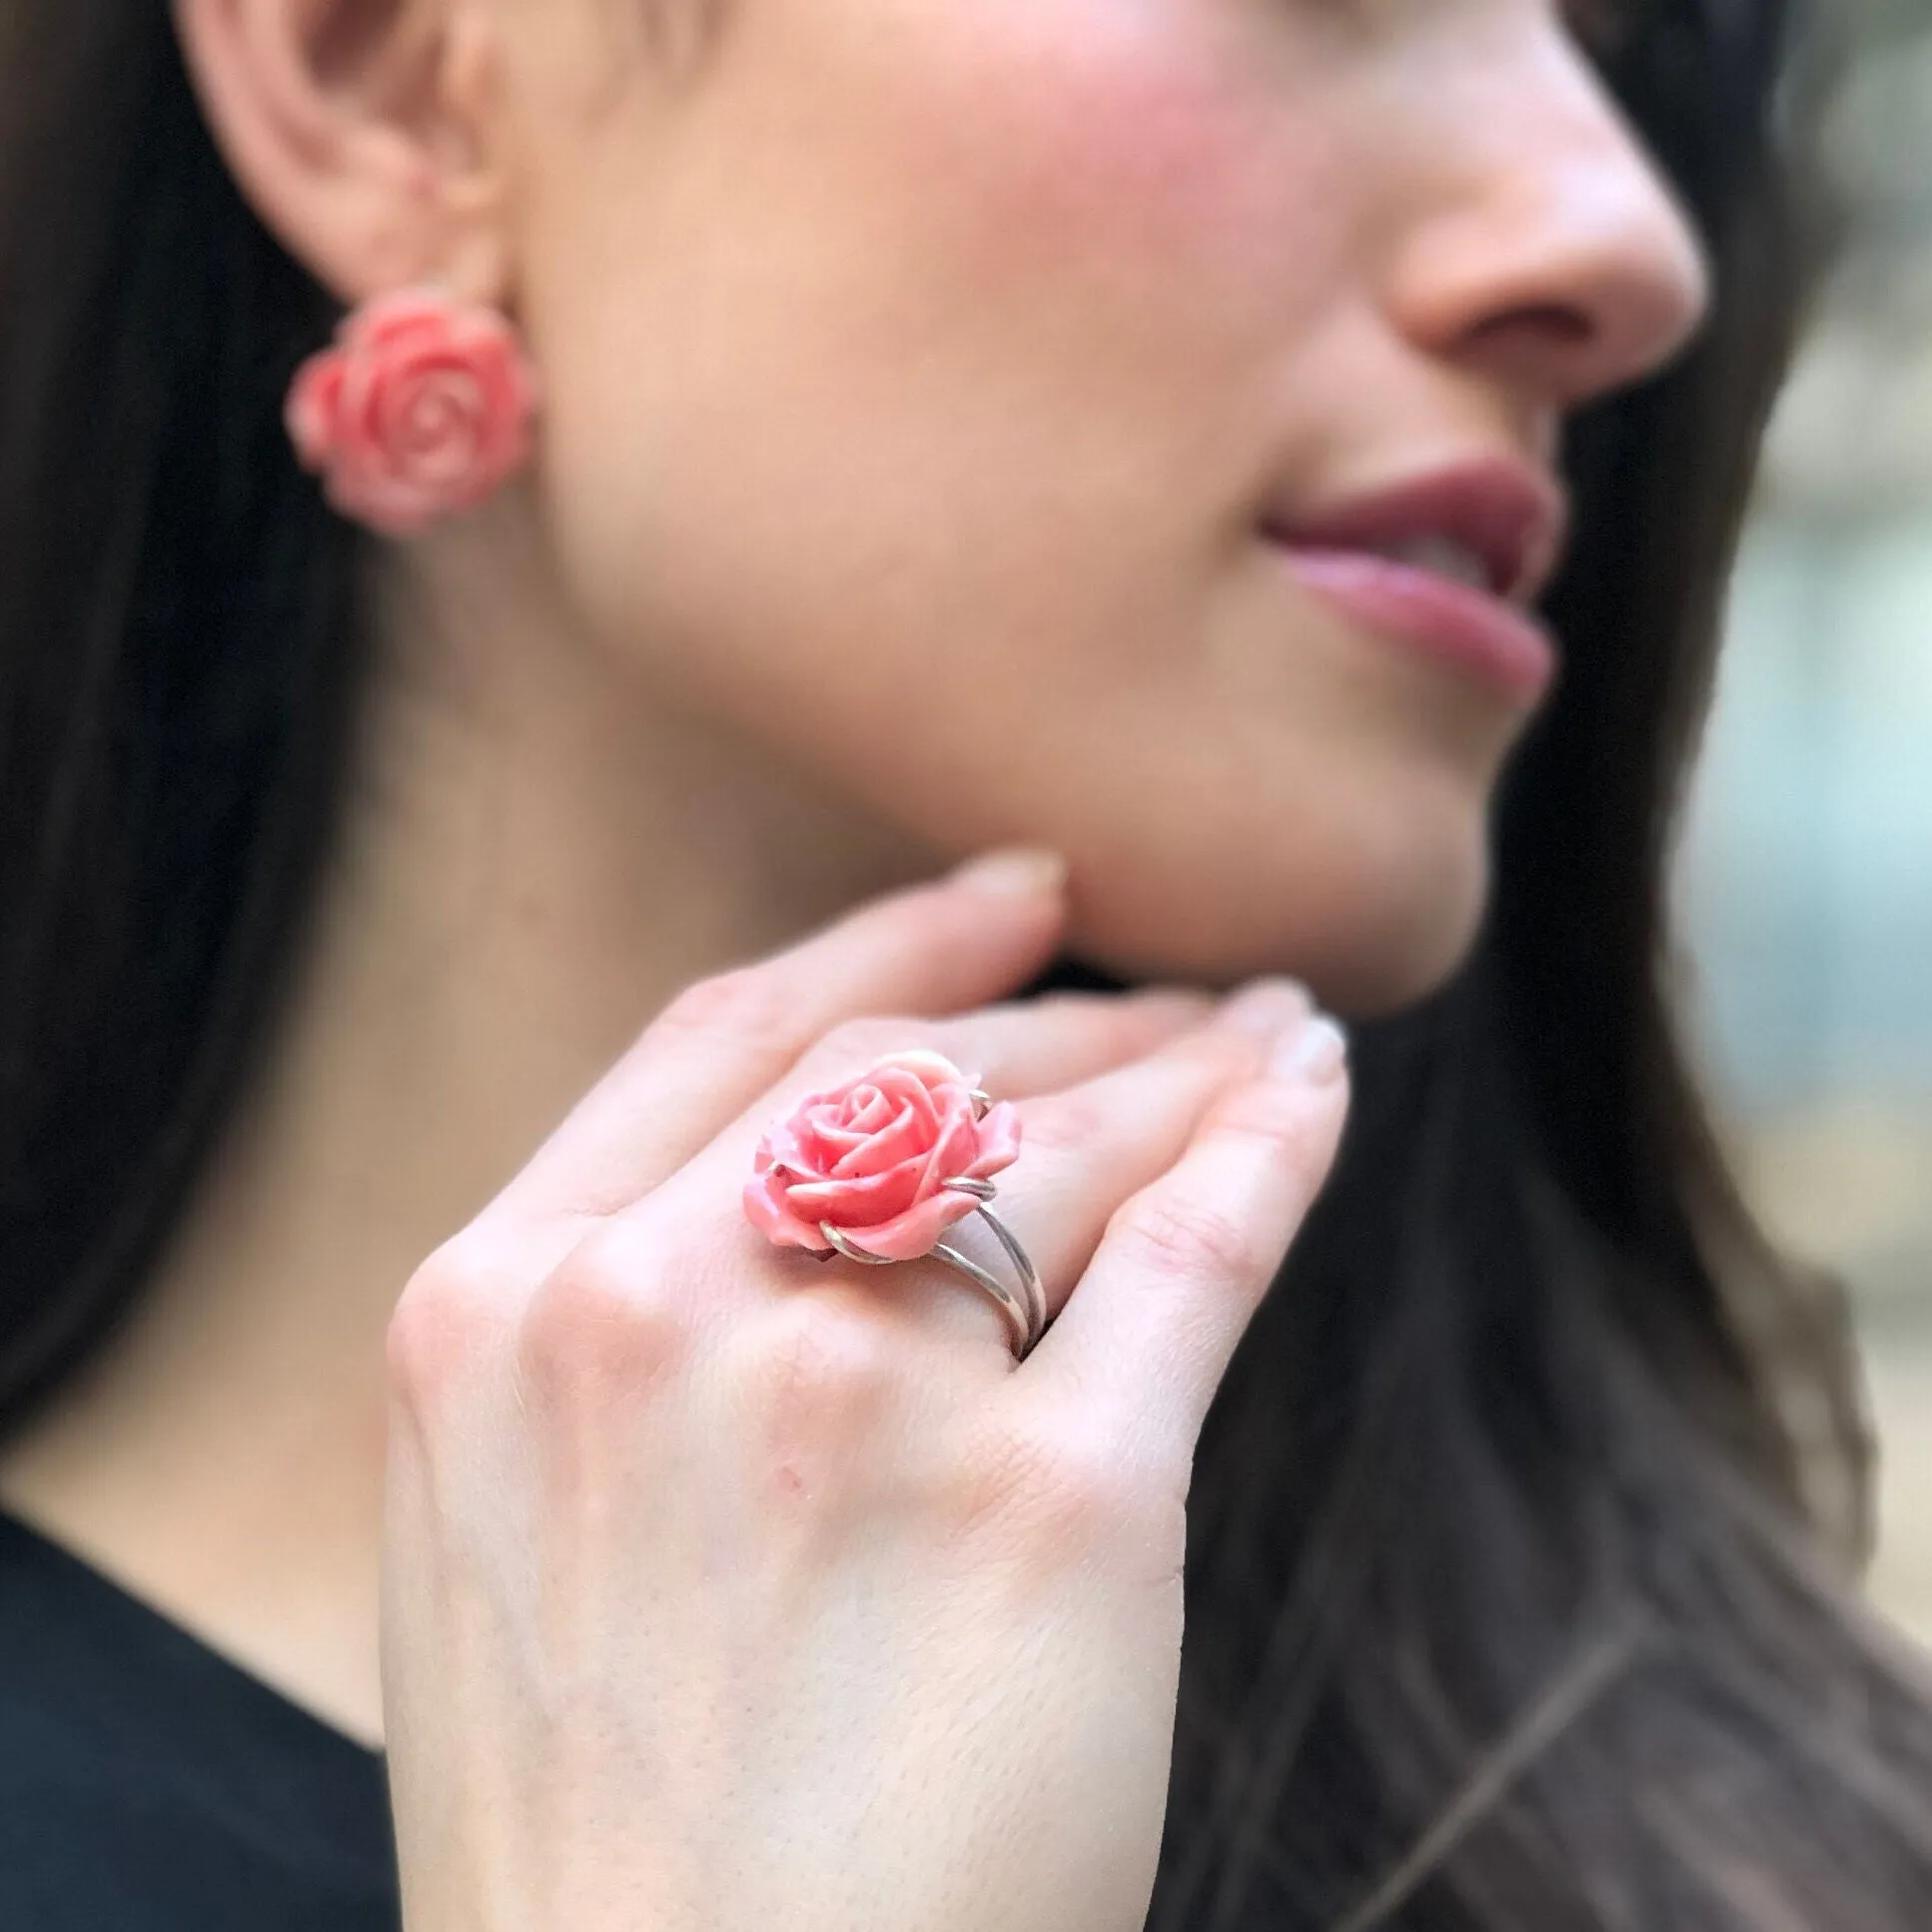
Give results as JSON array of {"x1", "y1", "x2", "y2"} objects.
[{"x1": 743, "y1": 1050, "x2": 1048, "y2": 1361}]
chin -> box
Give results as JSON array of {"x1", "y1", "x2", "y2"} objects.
[
  {"x1": 1313, "y1": 887, "x2": 1490, "y2": 1017},
  {"x1": 1066, "y1": 816, "x2": 1494, "y2": 1020}
]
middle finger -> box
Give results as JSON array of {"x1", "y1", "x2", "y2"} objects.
[{"x1": 693, "y1": 980, "x2": 1315, "y2": 1362}]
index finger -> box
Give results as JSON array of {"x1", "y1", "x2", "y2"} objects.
[{"x1": 496, "y1": 849, "x2": 1070, "y2": 1220}]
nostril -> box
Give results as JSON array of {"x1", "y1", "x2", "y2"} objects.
[{"x1": 1473, "y1": 304, "x2": 1595, "y2": 352}]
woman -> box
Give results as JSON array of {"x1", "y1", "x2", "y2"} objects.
[{"x1": 0, "y1": 0, "x2": 1927, "y2": 1925}]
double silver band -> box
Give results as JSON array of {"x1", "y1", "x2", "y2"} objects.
[{"x1": 818, "y1": 1177, "x2": 1047, "y2": 1363}]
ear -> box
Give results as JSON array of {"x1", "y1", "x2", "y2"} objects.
[{"x1": 173, "y1": 0, "x2": 512, "y2": 307}]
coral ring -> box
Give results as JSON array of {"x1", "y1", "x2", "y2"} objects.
[{"x1": 743, "y1": 1050, "x2": 1048, "y2": 1361}]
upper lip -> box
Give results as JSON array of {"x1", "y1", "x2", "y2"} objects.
[{"x1": 1260, "y1": 458, "x2": 1571, "y2": 608}]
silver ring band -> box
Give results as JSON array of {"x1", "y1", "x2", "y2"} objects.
[{"x1": 818, "y1": 1184, "x2": 1047, "y2": 1362}]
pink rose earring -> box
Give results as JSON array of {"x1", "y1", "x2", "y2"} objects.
[{"x1": 284, "y1": 288, "x2": 538, "y2": 537}]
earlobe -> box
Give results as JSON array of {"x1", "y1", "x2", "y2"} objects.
[{"x1": 171, "y1": 0, "x2": 510, "y2": 309}]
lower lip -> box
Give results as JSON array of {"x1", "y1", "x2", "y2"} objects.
[{"x1": 1264, "y1": 540, "x2": 1557, "y2": 705}]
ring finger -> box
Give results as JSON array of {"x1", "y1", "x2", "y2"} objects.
[{"x1": 700, "y1": 979, "x2": 1318, "y2": 1363}]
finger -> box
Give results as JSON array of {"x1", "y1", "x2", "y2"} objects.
[
  {"x1": 1027, "y1": 1011, "x2": 1350, "y2": 1449},
  {"x1": 694, "y1": 981, "x2": 1311, "y2": 1362},
  {"x1": 499, "y1": 849, "x2": 1069, "y2": 1219},
  {"x1": 940, "y1": 983, "x2": 1313, "y2": 1334},
  {"x1": 444, "y1": 987, "x2": 1217, "y2": 1321},
  {"x1": 704, "y1": 981, "x2": 1219, "y2": 1155},
  {"x1": 641, "y1": 981, "x2": 1221, "y2": 1237}
]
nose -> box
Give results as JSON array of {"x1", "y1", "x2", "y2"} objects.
[{"x1": 1384, "y1": 47, "x2": 1712, "y2": 410}]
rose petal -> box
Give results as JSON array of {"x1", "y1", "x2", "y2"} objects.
[
  {"x1": 328, "y1": 466, "x2": 439, "y2": 536},
  {"x1": 802, "y1": 1131, "x2": 868, "y2": 1174},
  {"x1": 830, "y1": 1100, "x2": 927, "y2": 1180},
  {"x1": 873, "y1": 1066, "x2": 942, "y2": 1138},
  {"x1": 781, "y1": 1162, "x2": 926, "y2": 1229},
  {"x1": 285, "y1": 351, "x2": 348, "y2": 470},
  {"x1": 845, "y1": 1088, "x2": 894, "y2": 1135},
  {"x1": 350, "y1": 290, "x2": 469, "y2": 350},
  {"x1": 401, "y1": 377, "x2": 483, "y2": 453},
  {"x1": 787, "y1": 1099, "x2": 870, "y2": 1174},
  {"x1": 869, "y1": 1049, "x2": 971, "y2": 1087},
  {"x1": 916, "y1": 1101, "x2": 984, "y2": 1197},
  {"x1": 743, "y1": 1171, "x2": 834, "y2": 1252},
  {"x1": 754, "y1": 1118, "x2": 822, "y2": 1177},
  {"x1": 843, "y1": 1187, "x2": 981, "y2": 1262},
  {"x1": 960, "y1": 1100, "x2": 1022, "y2": 1180},
  {"x1": 336, "y1": 341, "x2": 386, "y2": 451},
  {"x1": 376, "y1": 360, "x2": 469, "y2": 454}
]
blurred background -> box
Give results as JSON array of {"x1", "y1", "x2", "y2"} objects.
[{"x1": 1676, "y1": 0, "x2": 1932, "y2": 1637}]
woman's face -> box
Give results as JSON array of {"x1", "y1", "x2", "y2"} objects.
[{"x1": 494, "y1": 0, "x2": 1708, "y2": 1008}]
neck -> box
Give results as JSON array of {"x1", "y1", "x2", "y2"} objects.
[{"x1": 0, "y1": 505, "x2": 943, "y2": 1745}]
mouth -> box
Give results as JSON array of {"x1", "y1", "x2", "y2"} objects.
[{"x1": 1258, "y1": 459, "x2": 1570, "y2": 705}]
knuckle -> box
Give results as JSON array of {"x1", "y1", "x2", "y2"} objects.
[
  {"x1": 1017, "y1": 1085, "x2": 1119, "y2": 1159},
  {"x1": 515, "y1": 1218, "x2": 691, "y2": 1409},
  {"x1": 1211, "y1": 1081, "x2": 1339, "y2": 1162},
  {"x1": 1112, "y1": 1187, "x2": 1268, "y2": 1288},
  {"x1": 1026, "y1": 990, "x2": 1098, "y2": 1027},
  {"x1": 386, "y1": 1229, "x2": 517, "y2": 1410},
  {"x1": 1023, "y1": 1422, "x2": 1143, "y2": 1529},
  {"x1": 729, "y1": 1299, "x2": 902, "y2": 1501},
  {"x1": 814, "y1": 1014, "x2": 920, "y2": 1070},
  {"x1": 947, "y1": 1416, "x2": 1182, "y2": 1582},
  {"x1": 737, "y1": 1297, "x2": 899, "y2": 1429},
  {"x1": 654, "y1": 968, "x2": 798, "y2": 1057}
]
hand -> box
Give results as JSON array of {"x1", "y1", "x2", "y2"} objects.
[{"x1": 380, "y1": 851, "x2": 1351, "y2": 1932}]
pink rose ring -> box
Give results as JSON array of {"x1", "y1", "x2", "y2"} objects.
[{"x1": 743, "y1": 1049, "x2": 1047, "y2": 1360}]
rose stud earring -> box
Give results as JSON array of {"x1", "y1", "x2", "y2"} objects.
[{"x1": 284, "y1": 287, "x2": 538, "y2": 537}]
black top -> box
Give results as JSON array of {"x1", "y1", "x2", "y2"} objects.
[{"x1": 0, "y1": 1506, "x2": 401, "y2": 1929}]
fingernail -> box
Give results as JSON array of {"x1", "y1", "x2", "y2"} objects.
[
  {"x1": 1271, "y1": 1014, "x2": 1350, "y2": 1084},
  {"x1": 951, "y1": 848, "x2": 1068, "y2": 897},
  {"x1": 1215, "y1": 978, "x2": 1313, "y2": 1038}
]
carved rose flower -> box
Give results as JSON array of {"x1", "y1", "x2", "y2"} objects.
[
  {"x1": 284, "y1": 290, "x2": 536, "y2": 536},
  {"x1": 744, "y1": 1050, "x2": 1022, "y2": 1263}
]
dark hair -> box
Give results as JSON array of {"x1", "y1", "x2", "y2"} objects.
[{"x1": 2, "y1": 2, "x2": 1929, "y2": 1928}]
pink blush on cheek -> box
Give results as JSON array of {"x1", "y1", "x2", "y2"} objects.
[{"x1": 924, "y1": 10, "x2": 1304, "y2": 270}]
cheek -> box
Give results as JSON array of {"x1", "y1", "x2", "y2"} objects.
[
  {"x1": 958, "y1": 27, "x2": 1245, "y2": 222},
  {"x1": 515, "y1": 1, "x2": 1485, "y2": 1006},
  {"x1": 529, "y1": 0, "x2": 1347, "y2": 675},
  {"x1": 899, "y1": 4, "x2": 1332, "y2": 313}
]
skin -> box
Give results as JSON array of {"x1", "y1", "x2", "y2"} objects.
[
  {"x1": 378, "y1": 881, "x2": 1349, "y2": 1931},
  {"x1": 509, "y1": 0, "x2": 1706, "y2": 1002},
  {"x1": 0, "y1": 1, "x2": 1707, "y2": 1911}
]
